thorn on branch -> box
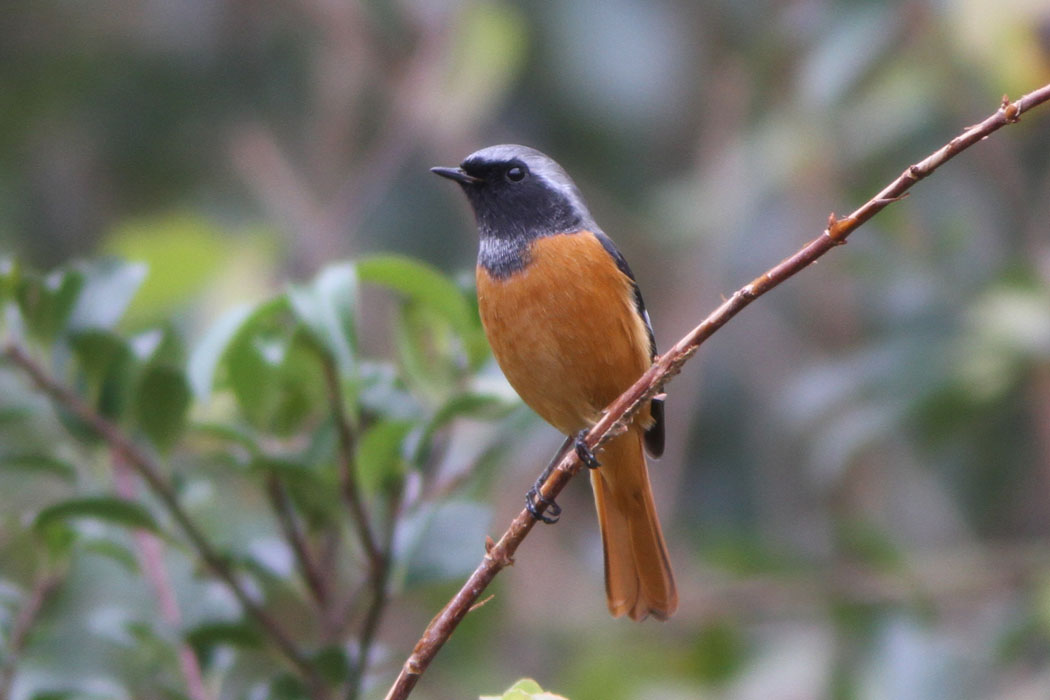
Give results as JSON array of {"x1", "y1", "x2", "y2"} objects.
[
  {"x1": 874, "y1": 193, "x2": 910, "y2": 206},
  {"x1": 826, "y1": 214, "x2": 852, "y2": 243},
  {"x1": 485, "y1": 538, "x2": 514, "y2": 567},
  {"x1": 468, "y1": 595, "x2": 495, "y2": 612}
]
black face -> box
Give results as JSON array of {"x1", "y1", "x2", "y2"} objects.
[
  {"x1": 453, "y1": 156, "x2": 583, "y2": 242},
  {"x1": 432, "y1": 144, "x2": 597, "y2": 277}
]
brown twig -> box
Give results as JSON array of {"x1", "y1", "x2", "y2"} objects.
[
  {"x1": 0, "y1": 574, "x2": 61, "y2": 700},
  {"x1": 383, "y1": 83, "x2": 1050, "y2": 700},
  {"x1": 0, "y1": 343, "x2": 318, "y2": 684}
]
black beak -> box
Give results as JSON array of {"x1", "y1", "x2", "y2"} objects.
[{"x1": 430, "y1": 166, "x2": 482, "y2": 185}]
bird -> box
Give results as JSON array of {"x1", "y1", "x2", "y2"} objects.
[{"x1": 432, "y1": 144, "x2": 677, "y2": 621}]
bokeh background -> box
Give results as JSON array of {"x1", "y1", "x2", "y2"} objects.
[{"x1": 3, "y1": 1, "x2": 1050, "y2": 699}]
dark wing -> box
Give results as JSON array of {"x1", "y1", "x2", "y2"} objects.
[{"x1": 594, "y1": 231, "x2": 665, "y2": 458}]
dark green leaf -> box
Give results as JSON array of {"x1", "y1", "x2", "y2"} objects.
[
  {"x1": 252, "y1": 454, "x2": 339, "y2": 527},
  {"x1": 34, "y1": 496, "x2": 160, "y2": 534},
  {"x1": 31, "y1": 692, "x2": 79, "y2": 700},
  {"x1": 16, "y1": 267, "x2": 85, "y2": 340},
  {"x1": 131, "y1": 324, "x2": 185, "y2": 366},
  {"x1": 268, "y1": 674, "x2": 309, "y2": 700},
  {"x1": 312, "y1": 646, "x2": 351, "y2": 684},
  {"x1": 69, "y1": 328, "x2": 137, "y2": 420},
  {"x1": 186, "y1": 620, "x2": 263, "y2": 668},
  {"x1": 226, "y1": 327, "x2": 325, "y2": 435},
  {"x1": 133, "y1": 363, "x2": 191, "y2": 452},
  {"x1": 0, "y1": 406, "x2": 32, "y2": 425},
  {"x1": 0, "y1": 452, "x2": 77, "y2": 482},
  {"x1": 287, "y1": 262, "x2": 358, "y2": 374}
]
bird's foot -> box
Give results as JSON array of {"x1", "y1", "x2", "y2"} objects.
[{"x1": 575, "y1": 431, "x2": 600, "y2": 469}]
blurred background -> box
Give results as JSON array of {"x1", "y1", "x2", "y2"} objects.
[{"x1": 3, "y1": 0, "x2": 1050, "y2": 698}]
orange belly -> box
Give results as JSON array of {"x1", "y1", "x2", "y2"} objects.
[{"x1": 476, "y1": 230, "x2": 653, "y2": 435}]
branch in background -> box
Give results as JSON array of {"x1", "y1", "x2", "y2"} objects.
[
  {"x1": 0, "y1": 343, "x2": 318, "y2": 686},
  {"x1": 321, "y1": 356, "x2": 381, "y2": 568},
  {"x1": 113, "y1": 453, "x2": 212, "y2": 700},
  {"x1": 0, "y1": 574, "x2": 62, "y2": 699},
  {"x1": 383, "y1": 82, "x2": 1050, "y2": 700},
  {"x1": 319, "y1": 354, "x2": 395, "y2": 700},
  {"x1": 266, "y1": 474, "x2": 329, "y2": 611}
]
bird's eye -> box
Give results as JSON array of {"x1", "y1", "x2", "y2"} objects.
[{"x1": 505, "y1": 165, "x2": 527, "y2": 183}]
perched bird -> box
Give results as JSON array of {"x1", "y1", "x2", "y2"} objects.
[{"x1": 432, "y1": 145, "x2": 677, "y2": 621}]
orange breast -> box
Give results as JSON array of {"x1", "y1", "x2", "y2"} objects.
[{"x1": 476, "y1": 230, "x2": 653, "y2": 435}]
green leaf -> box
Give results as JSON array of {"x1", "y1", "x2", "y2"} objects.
[
  {"x1": 187, "y1": 302, "x2": 256, "y2": 397},
  {"x1": 131, "y1": 324, "x2": 185, "y2": 366},
  {"x1": 0, "y1": 453, "x2": 77, "y2": 482},
  {"x1": 0, "y1": 406, "x2": 32, "y2": 425},
  {"x1": 34, "y1": 497, "x2": 160, "y2": 534},
  {"x1": 312, "y1": 646, "x2": 351, "y2": 684},
  {"x1": 480, "y1": 678, "x2": 569, "y2": 700},
  {"x1": 356, "y1": 419, "x2": 416, "y2": 493},
  {"x1": 358, "y1": 256, "x2": 470, "y2": 328},
  {"x1": 185, "y1": 620, "x2": 263, "y2": 668},
  {"x1": 393, "y1": 302, "x2": 451, "y2": 397},
  {"x1": 358, "y1": 255, "x2": 487, "y2": 366},
  {"x1": 69, "y1": 328, "x2": 137, "y2": 420},
  {"x1": 15, "y1": 267, "x2": 85, "y2": 340},
  {"x1": 287, "y1": 262, "x2": 358, "y2": 374},
  {"x1": 82, "y1": 537, "x2": 140, "y2": 572},
  {"x1": 0, "y1": 256, "x2": 17, "y2": 304},
  {"x1": 67, "y1": 258, "x2": 148, "y2": 331},
  {"x1": 268, "y1": 674, "x2": 309, "y2": 700},
  {"x1": 225, "y1": 326, "x2": 325, "y2": 435},
  {"x1": 133, "y1": 363, "x2": 191, "y2": 452}
]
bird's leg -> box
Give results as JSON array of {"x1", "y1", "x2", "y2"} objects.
[
  {"x1": 574, "y1": 430, "x2": 600, "y2": 469},
  {"x1": 525, "y1": 434, "x2": 574, "y2": 524}
]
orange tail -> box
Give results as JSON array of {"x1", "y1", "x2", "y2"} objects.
[{"x1": 590, "y1": 428, "x2": 677, "y2": 620}]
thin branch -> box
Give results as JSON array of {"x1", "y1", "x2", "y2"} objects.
[
  {"x1": 321, "y1": 356, "x2": 382, "y2": 567},
  {"x1": 320, "y1": 354, "x2": 395, "y2": 700},
  {"x1": 0, "y1": 574, "x2": 61, "y2": 700},
  {"x1": 346, "y1": 539, "x2": 392, "y2": 700},
  {"x1": 383, "y1": 82, "x2": 1050, "y2": 700},
  {"x1": 266, "y1": 473, "x2": 329, "y2": 610},
  {"x1": 0, "y1": 343, "x2": 317, "y2": 683}
]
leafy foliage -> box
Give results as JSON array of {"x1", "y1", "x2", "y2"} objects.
[{"x1": 0, "y1": 251, "x2": 517, "y2": 699}]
